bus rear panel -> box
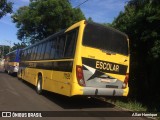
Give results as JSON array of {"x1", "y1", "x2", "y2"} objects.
[
  {"x1": 71, "y1": 21, "x2": 129, "y2": 96},
  {"x1": 4, "y1": 49, "x2": 21, "y2": 74}
]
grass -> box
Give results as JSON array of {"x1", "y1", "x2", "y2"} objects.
[
  {"x1": 98, "y1": 97, "x2": 159, "y2": 120},
  {"x1": 114, "y1": 100, "x2": 147, "y2": 111},
  {"x1": 97, "y1": 97, "x2": 147, "y2": 111}
]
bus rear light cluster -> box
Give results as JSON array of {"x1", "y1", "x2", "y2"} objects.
[
  {"x1": 76, "y1": 65, "x2": 85, "y2": 86},
  {"x1": 122, "y1": 73, "x2": 129, "y2": 89}
]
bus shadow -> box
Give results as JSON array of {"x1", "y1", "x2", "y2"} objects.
[
  {"x1": 10, "y1": 73, "x2": 17, "y2": 77},
  {"x1": 18, "y1": 79, "x2": 115, "y2": 109},
  {"x1": 0, "y1": 68, "x2": 5, "y2": 73},
  {"x1": 43, "y1": 91, "x2": 115, "y2": 109},
  {"x1": 0, "y1": 71, "x2": 5, "y2": 73},
  {"x1": 19, "y1": 79, "x2": 36, "y2": 90}
]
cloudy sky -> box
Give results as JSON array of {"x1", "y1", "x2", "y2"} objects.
[{"x1": 0, "y1": 0, "x2": 127, "y2": 46}]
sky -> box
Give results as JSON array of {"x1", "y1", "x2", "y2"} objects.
[{"x1": 0, "y1": 0, "x2": 127, "y2": 46}]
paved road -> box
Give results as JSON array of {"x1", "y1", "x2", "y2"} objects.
[{"x1": 0, "y1": 67, "x2": 149, "y2": 120}]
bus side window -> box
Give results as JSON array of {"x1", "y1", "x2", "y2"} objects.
[
  {"x1": 26, "y1": 49, "x2": 31, "y2": 60},
  {"x1": 39, "y1": 43, "x2": 46, "y2": 60},
  {"x1": 17, "y1": 50, "x2": 21, "y2": 62},
  {"x1": 28, "y1": 48, "x2": 32, "y2": 60},
  {"x1": 22, "y1": 50, "x2": 25, "y2": 61},
  {"x1": 20, "y1": 51, "x2": 24, "y2": 61},
  {"x1": 50, "y1": 38, "x2": 57, "y2": 59},
  {"x1": 64, "y1": 30, "x2": 77, "y2": 58},
  {"x1": 36, "y1": 44, "x2": 42, "y2": 60},
  {"x1": 55, "y1": 35, "x2": 66, "y2": 59},
  {"x1": 25, "y1": 49, "x2": 28, "y2": 60},
  {"x1": 33, "y1": 46, "x2": 38, "y2": 60},
  {"x1": 23, "y1": 50, "x2": 27, "y2": 60},
  {"x1": 30, "y1": 47, "x2": 35, "y2": 60},
  {"x1": 44, "y1": 40, "x2": 52, "y2": 60}
]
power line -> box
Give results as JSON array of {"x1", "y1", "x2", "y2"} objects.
[{"x1": 74, "y1": 0, "x2": 89, "y2": 8}]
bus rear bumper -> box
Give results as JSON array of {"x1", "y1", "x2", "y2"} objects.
[{"x1": 83, "y1": 87, "x2": 129, "y2": 96}]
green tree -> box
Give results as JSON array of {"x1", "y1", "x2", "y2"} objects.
[
  {"x1": 11, "y1": 42, "x2": 27, "y2": 51},
  {"x1": 112, "y1": 0, "x2": 160, "y2": 110},
  {"x1": 0, "y1": 0, "x2": 13, "y2": 19},
  {"x1": 103, "y1": 23, "x2": 112, "y2": 27},
  {"x1": 0, "y1": 45, "x2": 10, "y2": 57},
  {"x1": 12, "y1": 0, "x2": 85, "y2": 44},
  {"x1": 87, "y1": 17, "x2": 93, "y2": 22}
]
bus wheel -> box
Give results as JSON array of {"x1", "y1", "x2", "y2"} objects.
[{"x1": 36, "y1": 75, "x2": 43, "y2": 94}]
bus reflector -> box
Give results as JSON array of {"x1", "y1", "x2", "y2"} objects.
[
  {"x1": 122, "y1": 73, "x2": 129, "y2": 89},
  {"x1": 76, "y1": 65, "x2": 85, "y2": 86}
]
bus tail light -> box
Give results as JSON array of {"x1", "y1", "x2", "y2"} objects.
[
  {"x1": 122, "y1": 73, "x2": 129, "y2": 89},
  {"x1": 76, "y1": 65, "x2": 85, "y2": 86}
]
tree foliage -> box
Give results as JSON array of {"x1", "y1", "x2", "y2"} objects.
[
  {"x1": 87, "y1": 17, "x2": 93, "y2": 22},
  {"x1": 0, "y1": 0, "x2": 13, "y2": 19},
  {"x1": 113, "y1": 0, "x2": 160, "y2": 58},
  {"x1": 11, "y1": 42, "x2": 27, "y2": 51},
  {"x1": 112, "y1": 0, "x2": 160, "y2": 110},
  {"x1": 12, "y1": 0, "x2": 85, "y2": 44},
  {"x1": 0, "y1": 45, "x2": 10, "y2": 57}
]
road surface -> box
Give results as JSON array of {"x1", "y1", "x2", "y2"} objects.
[{"x1": 0, "y1": 66, "x2": 150, "y2": 120}]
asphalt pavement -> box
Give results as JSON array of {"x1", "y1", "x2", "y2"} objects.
[{"x1": 0, "y1": 66, "x2": 150, "y2": 120}]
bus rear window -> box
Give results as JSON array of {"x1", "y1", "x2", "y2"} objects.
[{"x1": 83, "y1": 23, "x2": 129, "y2": 56}]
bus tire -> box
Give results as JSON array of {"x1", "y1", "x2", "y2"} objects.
[{"x1": 36, "y1": 75, "x2": 43, "y2": 95}]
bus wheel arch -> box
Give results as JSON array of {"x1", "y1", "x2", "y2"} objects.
[{"x1": 36, "y1": 73, "x2": 43, "y2": 94}]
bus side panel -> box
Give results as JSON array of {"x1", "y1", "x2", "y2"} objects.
[
  {"x1": 43, "y1": 70, "x2": 71, "y2": 96},
  {"x1": 22, "y1": 67, "x2": 30, "y2": 82},
  {"x1": 27, "y1": 68, "x2": 39, "y2": 85},
  {"x1": 20, "y1": 61, "x2": 72, "y2": 96}
]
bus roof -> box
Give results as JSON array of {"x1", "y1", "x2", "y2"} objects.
[
  {"x1": 22, "y1": 20, "x2": 128, "y2": 51},
  {"x1": 22, "y1": 29, "x2": 66, "y2": 51},
  {"x1": 6, "y1": 49, "x2": 21, "y2": 56}
]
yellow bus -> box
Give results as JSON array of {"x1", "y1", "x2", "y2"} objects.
[
  {"x1": 4, "y1": 49, "x2": 21, "y2": 75},
  {"x1": 18, "y1": 20, "x2": 130, "y2": 97}
]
